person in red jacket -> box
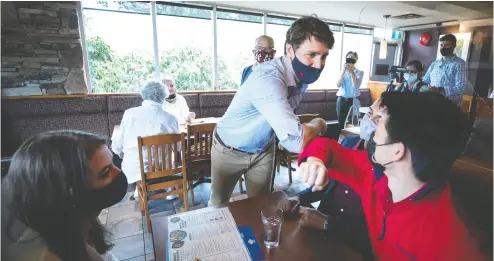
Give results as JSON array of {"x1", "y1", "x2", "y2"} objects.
[{"x1": 297, "y1": 91, "x2": 488, "y2": 261}]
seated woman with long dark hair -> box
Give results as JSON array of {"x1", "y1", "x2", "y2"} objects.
[{"x1": 2, "y1": 130, "x2": 128, "y2": 261}]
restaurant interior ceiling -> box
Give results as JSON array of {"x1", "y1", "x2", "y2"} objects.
[{"x1": 199, "y1": 1, "x2": 493, "y2": 29}]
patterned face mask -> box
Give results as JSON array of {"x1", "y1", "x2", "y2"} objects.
[{"x1": 253, "y1": 48, "x2": 276, "y2": 63}]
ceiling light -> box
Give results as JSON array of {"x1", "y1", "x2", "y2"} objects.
[{"x1": 379, "y1": 15, "x2": 391, "y2": 60}]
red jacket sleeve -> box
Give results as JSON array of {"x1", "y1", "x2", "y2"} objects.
[{"x1": 298, "y1": 137, "x2": 374, "y2": 194}]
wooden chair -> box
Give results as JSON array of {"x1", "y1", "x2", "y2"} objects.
[
  {"x1": 137, "y1": 133, "x2": 188, "y2": 233},
  {"x1": 273, "y1": 114, "x2": 319, "y2": 188},
  {"x1": 186, "y1": 122, "x2": 215, "y2": 205},
  {"x1": 185, "y1": 123, "x2": 244, "y2": 203}
]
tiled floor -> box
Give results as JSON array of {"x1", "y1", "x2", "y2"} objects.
[{"x1": 100, "y1": 164, "x2": 307, "y2": 261}]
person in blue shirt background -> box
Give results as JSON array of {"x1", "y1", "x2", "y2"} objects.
[
  {"x1": 240, "y1": 35, "x2": 276, "y2": 86},
  {"x1": 336, "y1": 51, "x2": 364, "y2": 130}
]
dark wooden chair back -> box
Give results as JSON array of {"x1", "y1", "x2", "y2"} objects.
[
  {"x1": 137, "y1": 133, "x2": 188, "y2": 232},
  {"x1": 186, "y1": 122, "x2": 216, "y2": 163}
]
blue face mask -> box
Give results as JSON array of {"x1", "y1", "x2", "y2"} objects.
[
  {"x1": 291, "y1": 56, "x2": 323, "y2": 84},
  {"x1": 404, "y1": 73, "x2": 418, "y2": 83}
]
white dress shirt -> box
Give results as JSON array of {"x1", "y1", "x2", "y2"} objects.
[
  {"x1": 162, "y1": 94, "x2": 190, "y2": 125},
  {"x1": 112, "y1": 100, "x2": 179, "y2": 184}
]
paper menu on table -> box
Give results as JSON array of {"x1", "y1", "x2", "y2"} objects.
[{"x1": 167, "y1": 207, "x2": 251, "y2": 261}]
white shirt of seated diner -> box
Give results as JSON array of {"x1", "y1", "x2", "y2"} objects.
[
  {"x1": 162, "y1": 93, "x2": 191, "y2": 125},
  {"x1": 112, "y1": 100, "x2": 180, "y2": 184}
]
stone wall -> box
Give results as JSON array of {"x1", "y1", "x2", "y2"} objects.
[{"x1": 1, "y1": 1, "x2": 88, "y2": 96}]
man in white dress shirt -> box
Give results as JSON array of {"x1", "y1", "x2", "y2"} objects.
[
  {"x1": 162, "y1": 76, "x2": 196, "y2": 124},
  {"x1": 112, "y1": 81, "x2": 180, "y2": 200}
]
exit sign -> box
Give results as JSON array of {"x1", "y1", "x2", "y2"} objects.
[{"x1": 392, "y1": 31, "x2": 403, "y2": 40}]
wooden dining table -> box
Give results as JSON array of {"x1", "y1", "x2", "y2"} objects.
[{"x1": 151, "y1": 191, "x2": 363, "y2": 261}]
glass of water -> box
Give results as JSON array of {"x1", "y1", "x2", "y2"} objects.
[{"x1": 261, "y1": 206, "x2": 283, "y2": 248}]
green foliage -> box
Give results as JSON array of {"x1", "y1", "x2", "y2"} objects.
[
  {"x1": 84, "y1": 2, "x2": 252, "y2": 93},
  {"x1": 159, "y1": 47, "x2": 212, "y2": 91},
  {"x1": 86, "y1": 36, "x2": 238, "y2": 93},
  {"x1": 217, "y1": 11, "x2": 262, "y2": 23},
  {"x1": 87, "y1": 36, "x2": 153, "y2": 93}
]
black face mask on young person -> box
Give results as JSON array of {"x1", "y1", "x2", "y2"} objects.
[
  {"x1": 440, "y1": 47, "x2": 454, "y2": 57},
  {"x1": 366, "y1": 133, "x2": 398, "y2": 173},
  {"x1": 75, "y1": 172, "x2": 128, "y2": 212}
]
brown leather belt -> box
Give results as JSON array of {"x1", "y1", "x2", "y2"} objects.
[{"x1": 214, "y1": 131, "x2": 256, "y2": 155}]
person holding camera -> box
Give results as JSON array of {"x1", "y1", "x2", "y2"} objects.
[
  {"x1": 393, "y1": 60, "x2": 429, "y2": 93},
  {"x1": 336, "y1": 51, "x2": 364, "y2": 130}
]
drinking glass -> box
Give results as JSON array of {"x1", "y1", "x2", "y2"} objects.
[{"x1": 261, "y1": 206, "x2": 283, "y2": 248}]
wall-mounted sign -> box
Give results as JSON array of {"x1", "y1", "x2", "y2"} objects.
[
  {"x1": 391, "y1": 31, "x2": 403, "y2": 40},
  {"x1": 374, "y1": 28, "x2": 403, "y2": 42}
]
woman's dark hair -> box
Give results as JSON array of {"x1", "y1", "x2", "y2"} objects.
[
  {"x1": 286, "y1": 15, "x2": 335, "y2": 51},
  {"x1": 405, "y1": 60, "x2": 424, "y2": 72},
  {"x1": 2, "y1": 130, "x2": 113, "y2": 261},
  {"x1": 346, "y1": 51, "x2": 358, "y2": 60},
  {"x1": 379, "y1": 92, "x2": 470, "y2": 182}
]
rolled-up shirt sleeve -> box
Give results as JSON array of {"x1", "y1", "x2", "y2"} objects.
[{"x1": 251, "y1": 75, "x2": 304, "y2": 153}]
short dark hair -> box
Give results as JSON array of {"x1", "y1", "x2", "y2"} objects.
[
  {"x1": 2, "y1": 130, "x2": 113, "y2": 261},
  {"x1": 405, "y1": 60, "x2": 424, "y2": 72},
  {"x1": 346, "y1": 51, "x2": 358, "y2": 60},
  {"x1": 379, "y1": 92, "x2": 470, "y2": 182},
  {"x1": 286, "y1": 15, "x2": 335, "y2": 51},
  {"x1": 440, "y1": 34, "x2": 457, "y2": 45}
]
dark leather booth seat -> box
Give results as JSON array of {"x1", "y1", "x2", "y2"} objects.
[
  {"x1": 1, "y1": 89, "x2": 371, "y2": 157},
  {"x1": 2, "y1": 96, "x2": 109, "y2": 156}
]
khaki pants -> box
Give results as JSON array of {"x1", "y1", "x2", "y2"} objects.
[{"x1": 208, "y1": 133, "x2": 275, "y2": 206}]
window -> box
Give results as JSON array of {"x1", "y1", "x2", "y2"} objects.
[
  {"x1": 83, "y1": 1, "x2": 154, "y2": 93},
  {"x1": 341, "y1": 26, "x2": 373, "y2": 89},
  {"x1": 266, "y1": 16, "x2": 297, "y2": 57},
  {"x1": 155, "y1": 3, "x2": 213, "y2": 91},
  {"x1": 81, "y1": 2, "x2": 377, "y2": 93},
  {"x1": 308, "y1": 24, "x2": 343, "y2": 90},
  {"x1": 216, "y1": 10, "x2": 264, "y2": 90}
]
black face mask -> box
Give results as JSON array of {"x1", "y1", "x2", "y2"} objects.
[
  {"x1": 346, "y1": 58, "x2": 356, "y2": 64},
  {"x1": 366, "y1": 134, "x2": 397, "y2": 172},
  {"x1": 166, "y1": 94, "x2": 177, "y2": 103},
  {"x1": 76, "y1": 172, "x2": 128, "y2": 211},
  {"x1": 440, "y1": 47, "x2": 454, "y2": 57}
]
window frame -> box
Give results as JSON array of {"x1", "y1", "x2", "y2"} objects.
[{"x1": 80, "y1": 1, "x2": 378, "y2": 93}]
